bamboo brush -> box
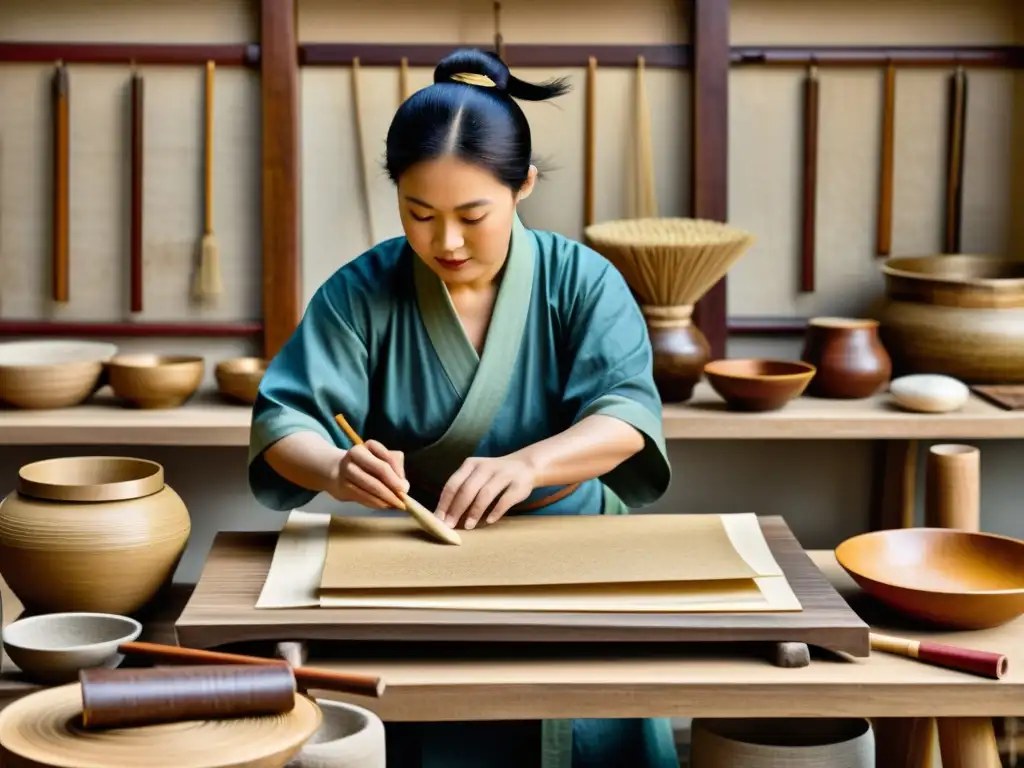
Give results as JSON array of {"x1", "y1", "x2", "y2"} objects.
[
  {"x1": 194, "y1": 59, "x2": 222, "y2": 301},
  {"x1": 334, "y1": 414, "x2": 462, "y2": 546}
]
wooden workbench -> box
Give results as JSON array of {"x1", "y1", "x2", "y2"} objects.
[
  {"x1": 1, "y1": 551, "x2": 1018, "y2": 765},
  {"x1": 0, "y1": 383, "x2": 1021, "y2": 445}
]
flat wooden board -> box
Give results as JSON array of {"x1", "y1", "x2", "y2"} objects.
[
  {"x1": 972, "y1": 385, "x2": 1024, "y2": 411},
  {"x1": 174, "y1": 516, "x2": 869, "y2": 657}
]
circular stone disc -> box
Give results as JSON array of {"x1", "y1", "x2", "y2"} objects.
[{"x1": 0, "y1": 684, "x2": 322, "y2": 768}]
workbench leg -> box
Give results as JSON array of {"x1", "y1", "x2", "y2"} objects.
[
  {"x1": 870, "y1": 439, "x2": 919, "y2": 530},
  {"x1": 937, "y1": 717, "x2": 1002, "y2": 768},
  {"x1": 872, "y1": 717, "x2": 935, "y2": 768}
]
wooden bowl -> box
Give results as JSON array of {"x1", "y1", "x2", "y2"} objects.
[
  {"x1": 2, "y1": 613, "x2": 142, "y2": 685},
  {"x1": 215, "y1": 356, "x2": 268, "y2": 404},
  {"x1": 703, "y1": 359, "x2": 816, "y2": 412},
  {"x1": 835, "y1": 528, "x2": 1024, "y2": 629},
  {"x1": 107, "y1": 354, "x2": 205, "y2": 409},
  {"x1": 0, "y1": 340, "x2": 117, "y2": 409}
]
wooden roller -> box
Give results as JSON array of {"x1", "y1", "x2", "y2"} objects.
[
  {"x1": 80, "y1": 664, "x2": 296, "y2": 729},
  {"x1": 118, "y1": 641, "x2": 386, "y2": 698},
  {"x1": 52, "y1": 62, "x2": 70, "y2": 303}
]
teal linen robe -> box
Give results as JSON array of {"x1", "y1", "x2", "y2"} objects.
[{"x1": 249, "y1": 214, "x2": 678, "y2": 768}]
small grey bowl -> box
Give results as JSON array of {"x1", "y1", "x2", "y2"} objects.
[{"x1": 2, "y1": 612, "x2": 142, "y2": 684}]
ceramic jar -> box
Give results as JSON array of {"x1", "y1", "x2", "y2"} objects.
[
  {"x1": 800, "y1": 317, "x2": 892, "y2": 399},
  {"x1": 870, "y1": 254, "x2": 1024, "y2": 382},
  {"x1": 0, "y1": 456, "x2": 191, "y2": 615}
]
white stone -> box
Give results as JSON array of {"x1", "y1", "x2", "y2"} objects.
[{"x1": 889, "y1": 374, "x2": 970, "y2": 413}]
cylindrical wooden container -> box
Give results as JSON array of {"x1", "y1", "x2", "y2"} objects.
[
  {"x1": 690, "y1": 718, "x2": 875, "y2": 768},
  {"x1": 925, "y1": 444, "x2": 980, "y2": 530},
  {"x1": 285, "y1": 699, "x2": 385, "y2": 768},
  {"x1": 0, "y1": 456, "x2": 191, "y2": 615}
]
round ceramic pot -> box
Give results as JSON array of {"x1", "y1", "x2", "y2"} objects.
[
  {"x1": 800, "y1": 317, "x2": 892, "y2": 399},
  {"x1": 642, "y1": 304, "x2": 710, "y2": 403},
  {"x1": 690, "y1": 717, "x2": 874, "y2": 768},
  {"x1": 870, "y1": 254, "x2": 1024, "y2": 382},
  {"x1": 0, "y1": 456, "x2": 191, "y2": 615},
  {"x1": 285, "y1": 699, "x2": 385, "y2": 768}
]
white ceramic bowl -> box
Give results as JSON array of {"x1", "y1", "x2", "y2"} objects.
[
  {"x1": 2, "y1": 612, "x2": 142, "y2": 684},
  {"x1": 889, "y1": 374, "x2": 970, "y2": 413}
]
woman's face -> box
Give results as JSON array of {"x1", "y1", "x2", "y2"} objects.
[{"x1": 397, "y1": 155, "x2": 535, "y2": 287}]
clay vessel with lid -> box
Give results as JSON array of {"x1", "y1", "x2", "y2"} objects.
[
  {"x1": 800, "y1": 317, "x2": 892, "y2": 399},
  {"x1": 0, "y1": 457, "x2": 191, "y2": 615}
]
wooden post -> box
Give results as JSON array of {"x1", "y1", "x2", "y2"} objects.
[
  {"x1": 260, "y1": 0, "x2": 302, "y2": 359},
  {"x1": 690, "y1": 0, "x2": 730, "y2": 360}
]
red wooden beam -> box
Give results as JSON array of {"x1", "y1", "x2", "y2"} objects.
[
  {"x1": 0, "y1": 321, "x2": 262, "y2": 338},
  {"x1": 0, "y1": 42, "x2": 259, "y2": 66},
  {"x1": 690, "y1": 0, "x2": 730, "y2": 359},
  {"x1": 260, "y1": 0, "x2": 302, "y2": 359}
]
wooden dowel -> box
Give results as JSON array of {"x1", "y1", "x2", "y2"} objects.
[
  {"x1": 583, "y1": 56, "x2": 597, "y2": 228},
  {"x1": 800, "y1": 65, "x2": 819, "y2": 292},
  {"x1": 870, "y1": 633, "x2": 1007, "y2": 679},
  {"x1": 118, "y1": 641, "x2": 386, "y2": 698},
  {"x1": 130, "y1": 70, "x2": 144, "y2": 313},
  {"x1": 876, "y1": 61, "x2": 896, "y2": 258},
  {"x1": 52, "y1": 62, "x2": 70, "y2": 303},
  {"x1": 944, "y1": 66, "x2": 967, "y2": 253}
]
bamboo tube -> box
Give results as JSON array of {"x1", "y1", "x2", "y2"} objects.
[
  {"x1": 399, "y1": 56, "x2": 410, "y2": 102},
  {"x1": 52, "y1": 62, "x2": 70, "y2": 303},
  {"x1": 944, "y1": 65, "x2": 968, "y2": 253},
  {"x1": 800, "y1": 64, "x2": 819, "y2": 292},
  {"x1": 924, "y1": 443, "x2": 980, "y2": 530},
  {"x1": 870, "y1": 632, "x2": 1007, "y2": 679},
  {"x1": 351, "y1": 58, "x2": 375, "y2": 248},
  {"x1": 583, "y1": 56, "x2": 597, "y2": 227}
]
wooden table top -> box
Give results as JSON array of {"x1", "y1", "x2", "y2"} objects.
[
  {"x1": 0, "y1": 383, "x2": 1021, "y2": 445},
  {"x1": 2, "y1": 550, "x2": 1022, "y2": 721}
]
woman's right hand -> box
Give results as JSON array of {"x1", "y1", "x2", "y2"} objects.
[{"x1": 328, "y1": 440, "x2": 409, "y2": 510}]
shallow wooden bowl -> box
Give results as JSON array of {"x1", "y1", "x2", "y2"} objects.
[
  {"x1": 215, "y1": 356, "x2": 268, "y2": 404},
  {"x1": 0, "y1": 340, "x2": 118, "y2": 409},
  {"x1": 703, "y1": 359, "x2": 816, "y2": 412},
  {"x1": 107, "y1": 354, "x2": 205, "y2": 409},
  {"x1": 835, "y1": 528, "x2": 1024, "y2": 629}
]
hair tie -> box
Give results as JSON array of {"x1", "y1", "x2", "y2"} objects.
[{"x1": 450, "y1": 72, "x2": 496, "y2": 88}]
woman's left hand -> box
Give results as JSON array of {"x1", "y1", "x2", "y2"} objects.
[{"x1": 435, "y1": 456, "x2": 536, "y2": 530}]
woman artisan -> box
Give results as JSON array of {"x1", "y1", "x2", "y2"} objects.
[{"x1": 248, "y1": 47, "x2": 676, "y2": 768}]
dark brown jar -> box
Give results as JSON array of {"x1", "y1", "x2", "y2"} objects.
[{"x1": 800, "y1": 317, "x2": 892, "y2": 399}]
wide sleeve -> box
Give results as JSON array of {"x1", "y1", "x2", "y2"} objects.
[
  {"x1": 248, "y1": 282, "x2": 369, "y2": 511},
  {"x1": 559, "y1": 254, "x2": 671, "y2": 508}
]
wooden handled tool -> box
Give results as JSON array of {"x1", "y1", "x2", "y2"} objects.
[
  {"x1": 876, "y1": 61, "x2": 896, "y2": 258},
  {"x1": 334, "y1": 413, "x2": 462, "y2": 545},
  {"x1": 81, "y1": 664, "x2": 295, "y2": 729},
  {"x1": 870, "y1": 632, "x2": 1007, "y2": 680},
  {"x1": 52, "y1": 62, "x2": 70, "y2": 303},
  {"x1": 194, "y1": 60, "x2": 222, "y2": 301},
  {"x1": 944, "y1": 65, "x2": 967, "y2": 254},
  {"x1": 800, "y1": 64, "x2": 819, "y2": 293},
  {"x1": 118, "y1": 641, "x2": 386, "y2": 697},
  {"x1": 130, "y1": 69, "x2": 144, "y2": 313}
]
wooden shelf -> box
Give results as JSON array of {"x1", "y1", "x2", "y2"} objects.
[{"x1": 0, "y1": 384, "x2": 1021, "y2": 446}]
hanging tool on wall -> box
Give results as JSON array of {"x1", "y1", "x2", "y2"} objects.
[
  {"x1": 634, "y1": 55, "x2": 658, "y2": 219},
  {"x1": 583, "y1": 56, "x2": 597, "y2": 228},
  {"x1": 52, "y1": 61, "x2": 70, "y2": 303},
  {"x1": 129, "y1": 66, "x2": 145, "y2": 313},
  {"x1": 351, "y1": 58, "x2": 375, "y2": 248},
  {"x1": 876, "y1": 60, "x2": 896, "y2": 258},
  {"x1": 399, "y1": 56, "x2": 410, "y2": 102},
  {"x1": 800, "y1": 63, "x2": 819, "y2": 293},
  {"x1": 193, "y1": 59, "x2": 222, "y2": 301},
  {"x1": 944, "y1": 65, "x2": 967, "y2": 254},
  {"x1": 493, "y1": 1, "x2": 505, "y2": 60}
]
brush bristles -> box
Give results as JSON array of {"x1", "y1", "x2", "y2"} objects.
[
  {"x1": 585, "y1": 217, "x2": 756, "y2": 306},
  {"x1": 194, "y1": 234, "x2": 223, "y2": 301}
]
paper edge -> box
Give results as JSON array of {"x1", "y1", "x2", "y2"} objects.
[{"x1": 255, "y1": 509, "x2": 331, "y2": 609}]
